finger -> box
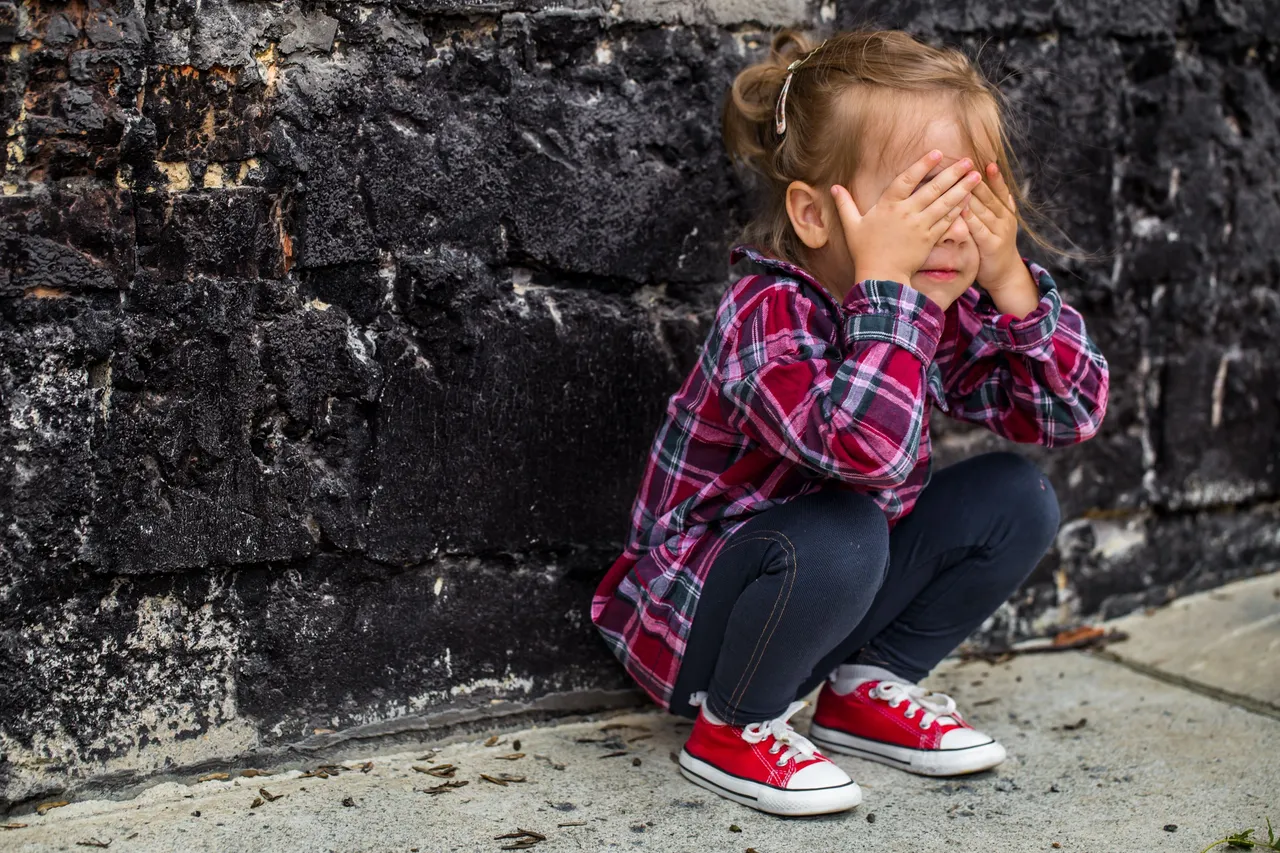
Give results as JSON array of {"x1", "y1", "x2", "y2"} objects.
[
  {"x1": 909, "y1": 157, "x2": 977, "y2": 211},
  {"x1": 829, "y1": 183, "x2": 863, "y2": 230},
  {"x1": 970, "y1": 179, "x2": 1010, "y2": 217},
  {"x1": 882, "y1": 149, "x2": 945, "y2": 202},
  {"x1": 928, "y1": 204, "x2": 966, "y2": 241},
  {"x1": 960, "y1": 206, "x2": 993, "y2": 240},
  {"x1": 967, "y1": 191, "x2": 1002, "y2": 228},
  {"x1": 922, "y1": 169, "x2": 982, "y2": 222},
  {"x1": 984, "y1": 162, "x2": 1015, "y2": 210}
]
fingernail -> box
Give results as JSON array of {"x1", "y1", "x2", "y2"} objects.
[{"x1": 930, "y1": 150, "x2": 942, "y2": 160}]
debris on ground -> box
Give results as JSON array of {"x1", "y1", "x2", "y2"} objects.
[
  {"x1": 196, "y1": 773, "x2": 229, "y2": 783},
  {"x1": 957, "y1": 627, "x2": 1129, "y2": 664},
  {"x1": 74, "y1": 838, "x2": 111, "y2": 848},
  {"x1": 342, "y1": 797, "x2": 355, "y2": 807},
  {"x1": 494, "y1": 828, "x2": 545, "y2": 850},
  {"x1": 495, "y1": 753, "x2": 525, "y2": 761},
  {"x1": 36, "y1": 801, "x2": 69, "y2": 815},
  {"x1": 418, "y1": 781, "x2": 469, "y2": 795},
  {"x1": 3, "y1": 823, "x2": 29, "y2": 830},
  {"x1": 415, "y1": 763, "x2": 458, "y2": 778},
  {"x1": 258, "y1": 788, "x2": 283, "y2": 802},
  {"x1": 532, "y1": 754, "x2": 565, "y2": 770},
  {"x1": 480, "y1": 773, "x2": 527, "y2": 786},
  {"x1": 239, "y1": 769, "x2": 267, "y2": 778}
]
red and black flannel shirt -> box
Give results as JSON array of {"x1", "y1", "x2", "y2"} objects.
[{"x1": 591, "y1": 245, "x2": 1110, "y2": 711}]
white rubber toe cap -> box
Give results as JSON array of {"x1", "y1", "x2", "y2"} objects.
[
  {"x1": 939, "y1": 727, "x2": 997, "y2": 750},
  {"x1": 786, "y1": 759, "x2": 852, "y2": 790}
]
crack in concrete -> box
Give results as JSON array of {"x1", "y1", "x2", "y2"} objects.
[{"x1": 1090, "y1": 649, "x2": 1280, "y2": 722}]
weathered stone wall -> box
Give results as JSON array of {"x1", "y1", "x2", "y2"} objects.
[{"x1": 1, "y1": 0, "x2": 1277, "y2": 811}]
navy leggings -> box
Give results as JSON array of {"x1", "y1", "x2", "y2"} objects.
[{"x1": 669, "y1": 452, "x2": 1061, "y2": 725}]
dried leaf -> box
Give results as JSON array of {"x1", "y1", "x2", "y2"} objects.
[
  {"x1": 1062, "y1": 718, "x2": 1088, "y2": 731},
  {"x1": 484, "y1": 735, "x2": 500, "y2": 747},
  {"x1": 239, "y1": 769, "x2": 267, "y2": 778},
  {"x1": 342, "y1": 797, "x2": 355, "y2": 807},
  {"x1": 36, "y1": 801, "x2": 69, "y2": 815},
  {"x1": 496, "y1": 774, "x2": 526, "y2": 783},
  {"x1": 75, "y1": 839, "x2": 111, "y2": 848},
  {"x1": 419, "y1": 780, "x2": 469, "y2": 795},
  {"x1": 250, "y1": 797, "x2": 264, "y2": 809},
  {"x1": 1052, "y1": 625, "x2": 1105, "y2": 647},
  {"x1": 495, "y1": 753, "x2": 525, "y2": 761},
  {"x1": 558, "y1": 821, "x2": 587, "y2": 827},
  {"x1": 197, "y1": 773, "x2": 229, "y2": 783},
  {"x1": 414, "y1": 763, "x2": 457, "y2": 778},
  {"x1": 599, "y1": 751, "x2": 629, "y2": 759},
  {"x1": 360, "y1": 761, "x2": 374, "y2": 774},
  {"x1": 258, "y1": 788, "x2": 282, "y2": 802},
  {"x1": 625, "y1": 733, "x2": 653, "y2": 743},
  {"x1": 2, "y1": 823, "x2": 29, "y2": 830},
  {"x1": 481, "y1": 774, "x2": 509, "y2": 786},
  {"x1": 312, "y1": 728, "x2": 336, "y2": 735}
]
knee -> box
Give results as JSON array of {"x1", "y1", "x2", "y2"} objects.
[
  {"x1": 796, "y1": 488, "x2": 891, "y2": 594},
  {"x1": 978, "y1": 452, "x2": 1061, "y2": 548}
]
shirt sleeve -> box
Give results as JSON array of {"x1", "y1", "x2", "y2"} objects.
[
  {"x1": 716, "y1": 277, "x2": 944, "y2": 489},
  {"x1": 940, "y1": 259, "x2": 1110, "y2": 445}
]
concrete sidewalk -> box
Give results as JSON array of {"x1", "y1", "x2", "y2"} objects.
[{"x1": 6, "y1": 574, "x2": 1279, "y2": 853}]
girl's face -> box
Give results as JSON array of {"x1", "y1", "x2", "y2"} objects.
[{"x1": 826, "y1": 115, "x2": 984, "y2": 299}]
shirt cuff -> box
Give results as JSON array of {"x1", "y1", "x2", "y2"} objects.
[
  {"x1": 842, "y1": 278, "x2": 945, "y2": 364},
  {"x1": 974, "y1": 259, "x2": 1062, "y2": 355}
]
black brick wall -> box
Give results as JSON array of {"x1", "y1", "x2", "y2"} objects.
[{"x1": 1, "y1": 0, "x2": 1276, "y2": 810}]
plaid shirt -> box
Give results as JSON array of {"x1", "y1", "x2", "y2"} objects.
[{"x1": 591, "y1": 245, "x2": 1110, "y2": 711}]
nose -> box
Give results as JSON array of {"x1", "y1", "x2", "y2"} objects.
[{"x1": 941, "y1": 208, "x2": 971, "y2": 244}]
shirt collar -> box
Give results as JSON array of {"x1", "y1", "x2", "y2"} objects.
[{"x1": 729, "y1": 244, "x2": 842, "y2": 312}]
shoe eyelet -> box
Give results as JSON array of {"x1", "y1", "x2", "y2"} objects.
[
  {"x1": 775, "y1": 759, "x2": 786, "y2": 768},
  {"x1": 919, "y1": 722, "x2": 930, "y2": 730}
]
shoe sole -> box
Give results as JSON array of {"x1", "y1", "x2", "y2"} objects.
[
  {"x1": 808, "y1": 723, "x2": 1007, "y2": 777},
  {"x1": 677, "y1": 749, "x2": 863, "y2": 816}
]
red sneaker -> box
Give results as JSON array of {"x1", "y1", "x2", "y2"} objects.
[
  {"x1": 808, "y1": 680, "x2": 1006, "y2": 776},
  {"x1": 678, "y1": 699, "x2": 863, "y2": 816}
]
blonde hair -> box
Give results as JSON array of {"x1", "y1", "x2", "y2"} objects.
[{"x1": 723, "y1": 29, "x2": 1080, "y2": 266}]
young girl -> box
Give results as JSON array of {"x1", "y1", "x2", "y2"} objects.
[{"x1": 591, "y1": 28, "x2": 1109, "y2": 817}]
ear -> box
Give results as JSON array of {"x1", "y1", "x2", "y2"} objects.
[{"x1": 785, "y1": 181, "x2": 832, "y2": 250}]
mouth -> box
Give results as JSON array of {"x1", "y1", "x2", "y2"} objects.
[{"x1": 919, "y1": 269, "x2": 959, "y2": 281}]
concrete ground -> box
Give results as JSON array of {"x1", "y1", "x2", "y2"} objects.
[{"x1": 5, "y1": 574, "x2": 1279, "y2": 853}]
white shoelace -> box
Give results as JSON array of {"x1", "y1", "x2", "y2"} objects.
[
  {"x1": 871, "y1": 681, "x2": 962, "y2": 730},
  {"x1": 688, "y1": 694, "x2": 822, "y2": 767}
]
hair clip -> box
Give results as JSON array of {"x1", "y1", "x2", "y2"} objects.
[{"x1": 775, "y1": 39, "x2": 828, "y2": 137}]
